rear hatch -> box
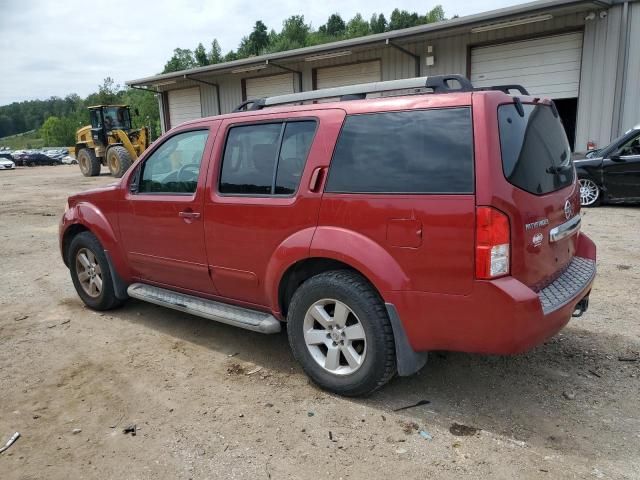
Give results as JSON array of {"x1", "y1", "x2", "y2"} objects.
[{"x1": 497, "y1": 101, "x2": 580, "y2": 290}]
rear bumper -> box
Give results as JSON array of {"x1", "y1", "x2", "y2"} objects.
[{"x1": 386, "y1": 232, "x2": 596, "y2": 355}]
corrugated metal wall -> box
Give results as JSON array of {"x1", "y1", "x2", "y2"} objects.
[
  {"x1": 620, "y1": 2, "x2": 640, "y2": 132},
  {"x1": 576, "y1": 7, "x2": 622, "y2": 151}
]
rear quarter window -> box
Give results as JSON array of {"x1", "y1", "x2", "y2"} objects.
[
  {"x1": 499, "y1": 104, "x2": 573, "y2": 195},
  {"x1": 325, "y1": 108, "x2": 474, "y2": 194}
]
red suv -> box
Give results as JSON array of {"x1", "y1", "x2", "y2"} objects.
[{"x1": 60, "y1": 75, "x2": 596, "y2": 396}]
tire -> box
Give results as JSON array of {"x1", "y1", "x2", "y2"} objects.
[
  {"x1": 287, "y1": 270, "x2": 396, "y2": 396},
  {"x1": 77, "y1": 148, "x2": 101, "y2": 177},
  {"x1": 106, "y1": 146, "x2": 133, "y2": 178},
  {"x1": 68, "y1": 232, "x2": 124, "y2": 311},
  {"x1": 578, "y1": 178, "x2": 601, "y2": 207}
]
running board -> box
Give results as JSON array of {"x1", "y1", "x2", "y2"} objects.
[{"x1": 127, "y1": 283, "x2": 281, "y2": 334}]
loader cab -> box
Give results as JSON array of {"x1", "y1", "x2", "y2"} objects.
[{"x1": 89, "y1": 106, "x2": 132, "y2": 145}]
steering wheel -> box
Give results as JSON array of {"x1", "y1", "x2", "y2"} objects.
[{"x1": 177, "y1": 163, "x2": 200, "y2": 183}]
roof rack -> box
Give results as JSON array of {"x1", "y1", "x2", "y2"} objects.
[{"x1": 233, "y1": 74, "x2": 528, "y2": 112}]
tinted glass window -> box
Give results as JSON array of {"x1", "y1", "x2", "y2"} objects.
[
  {"x1": 325, "y1": 108, "x2": 473, "y2": 193},
  {"x1": 220, "y1": 121, "x2": 315, "y2": 195},
  {"x1": 617, "y1": 131, "x2": 640, "y2": 156},
  {"x1": 499, "y1": 104, "x2": 573, "y2": 195},
  {"x1": 275, "y1": 122, "x2": 316, "y2": 194},
  {"x1": 139, "y1": 130, "x2": 208, "y2": 194}
]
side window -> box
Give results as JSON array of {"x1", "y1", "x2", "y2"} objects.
[
  {"x1": 219, "y1": 120, "x2": 316, "y2": 195},
  {"x1": 617, "y1": 132, "x2": 640, "y2": 156},
  {"x1": 139, "y1": 130, "x2": 208, "y2": 194},
  {"x1": 325, "y1": 108, "x2": 474, "y2": 194}
]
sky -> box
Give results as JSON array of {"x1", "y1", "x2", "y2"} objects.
[{"x1": 0, "y1": 0, "x2": 524, "y2": 106}]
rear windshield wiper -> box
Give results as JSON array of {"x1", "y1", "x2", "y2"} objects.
[{"x1": 546, "y1": 165, "x2": 572, "y2": 174}]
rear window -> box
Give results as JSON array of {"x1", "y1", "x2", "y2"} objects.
[
  {"x1": 325, "y1": 108, "x2": 474, "y2": 194},
  {"x1": 498, "y1": 104, "x2": 573, "y2": 195}
]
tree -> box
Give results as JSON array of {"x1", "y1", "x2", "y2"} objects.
[
  {"x1": 248, "y1": 20, "x2": 270, "y2": 56},
  {"x1": 346, "y1": 13, "x2": 370, "y2": 38},
  {"x1": 40, "y1": 116, "x2": 76, "y2": 146},
  {"x1": 96, "y1": 77, "x2": 120, "y2": 105},
  {"x1": 369, "y1": 13, "x2": 387, "y2": 34},
  {"x1": 224, "y1": 50, "x2": 239, "y2": 62},
  {"x1": 162, "y1": 48, "x2": 196, "y2": 73},
  {"x1": 325, "y1": 13, "x2": 346, "y2": 37},
  {"x1": 279, "y1": 15, "x2": 309, "y2": 49},
  {"x1": 424, "y1": 6, "x2": 446, "y2": 24},
  {"x1": 194, "y1": 43, "x2": 209, "y2": 67},
  {"x1": 388, "y1": 9, "x2": 420, "y2": 30},
  {"x1": 208, "y1": 39, "x2": 223, "y2": 64}
]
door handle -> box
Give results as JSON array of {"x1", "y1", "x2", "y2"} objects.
[
  {"x1": 309, "y1": 167, "x2": 326, "y2": 192},
  {"x1": 179, "y1": 211, "x2": 201, "y2": 219}
]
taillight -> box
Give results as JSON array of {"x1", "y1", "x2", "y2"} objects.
[{"x1": 476, "y1": 206, "x2": 510, "y2": 279}]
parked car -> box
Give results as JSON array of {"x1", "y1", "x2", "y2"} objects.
[
  {"x1": 22, "y1": 152, "x2": 62, "y2": 166},
  {"x1": 0, "y1": 157, "x2": 15, "y2": 170},
  {"x1": 60, "y1": 75, "x2": 596, "y2": 396},
  {"x1": 61, "y1": 155, "x2": 78, "y2": 165},
  {"x1": 574, "y1": 124, "x2": 640, "y2": 206}
]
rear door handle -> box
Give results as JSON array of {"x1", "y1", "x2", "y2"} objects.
[{"x1": 179, "y1": 211, "x2": 201, "y2": 219}]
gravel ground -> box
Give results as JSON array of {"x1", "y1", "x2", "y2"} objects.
[{"x1": 1, "y1": 166, "x2": 639, "y2": 479}]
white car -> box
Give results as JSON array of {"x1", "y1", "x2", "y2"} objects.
[
  {"x1": 61, "y1": 155, "x2": 78, "y2": 165},
  {"x1": 0, "y1": 158, "x2": 16, "y2": 170}
]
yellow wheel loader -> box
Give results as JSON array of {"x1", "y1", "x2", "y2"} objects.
[{"x1": 74, "y1": 105, "x2": 149, "y2": 177}]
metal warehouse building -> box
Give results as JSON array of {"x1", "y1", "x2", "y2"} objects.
[{"x1": 127, "y1": 0, "x2": 640, "y2": 153}]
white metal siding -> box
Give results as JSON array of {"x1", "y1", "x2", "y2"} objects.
[
  {"x1": 245, "y1": 73, "x2": 294, "y2": 100},
  {"x1": 471, "y1": 32, "x2": 583, "y2": 99},
  {"x1": 168, "y1": 87, "x2": 202, "y2": 128},
  {"x1": 316, "y1": 61, "x2": 382, "y2": 89}
]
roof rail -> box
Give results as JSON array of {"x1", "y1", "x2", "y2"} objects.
[{"x1": 232, "y1": 75, "x2": 528, "y2": 111}]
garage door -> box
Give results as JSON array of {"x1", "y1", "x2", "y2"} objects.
[
  {"x1": 245, "y1": 73, "x2": 295, "y2": 100},
  {"x1": 470, "y1": 32, "x2": 583, "y2": 99},
  {"x1": 168, "y1": 87, "x2": 202, "y2": 128},
  {"x1": 316, "y1": 61, "x2": 381, "y2": 89}
]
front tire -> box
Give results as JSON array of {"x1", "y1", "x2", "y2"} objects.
[
  {"x1": 579, "y1": 178, "x2": 601, "y2": 207},
  {"x1": 106, "y1": 146, "x2": 133, "y2": 178},
  {"x1": 68, "y1": 232, "x2": 124, "y2": 311},
  {"x1": 287, "y1": 270, "x2": 396, "y2": 396},
  {"x1": 77, "y1": 148, "x2": 101, "y2": 177}
]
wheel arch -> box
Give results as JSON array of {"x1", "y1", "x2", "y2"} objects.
[
  {"x1": 61, "y1": 203, "x2": 129, "y2": 281},
  {"x1": 271, "y1": 226, "x2": 410, "y2": 316}
]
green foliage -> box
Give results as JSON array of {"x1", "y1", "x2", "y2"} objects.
[
  {"x1": 163, "y1": 48, "x2": 196, "y2": 73},
  {"x1": 369, "y1": 13, "x2": 387, "y2": 34},
  {"x1": 40, "y1": 116, "x2": 76, "y2": 146},
  {"x1": 346, "y1": 13, "x2": 370, "y2": 38},
  {"x1": 209, "y1": 39, "x2": 223, "y2": 64},
  {"x1": 324, "y1": 14, "x2": 346, "y2": 36},
  {"x1": 194, "y1": 43, "x2": 208, "y2": 67}
]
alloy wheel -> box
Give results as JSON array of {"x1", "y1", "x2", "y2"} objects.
[
  {"x1": 579, "y1": 178, "x2": 599, "y2": 206},
  {"x1": 303, "y1": 299, "x2": 367, "y2": 375},
  {"x1": 75, "y1": 248, "x2": 103, "y2": 298}
]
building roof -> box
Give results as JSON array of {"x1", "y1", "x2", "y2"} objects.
[{"x1": 127, "y1": 0, "x2": 613, "y2": 87}]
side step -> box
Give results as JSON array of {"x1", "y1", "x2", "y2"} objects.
[{"x1": 127, "y1": 283, "x2": 281, "y2": 334}]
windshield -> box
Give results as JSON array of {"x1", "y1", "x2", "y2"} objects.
[
  {"x1": 102, "y1": 107, "x2": 131, "y2": 130},
  {"x1": 498, "y1": 103, "x2": 573, "y2": 195}
]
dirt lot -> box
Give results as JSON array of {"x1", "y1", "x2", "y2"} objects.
[{"x1": 1, "y1": 165, "x2": 639, "y2": 479}]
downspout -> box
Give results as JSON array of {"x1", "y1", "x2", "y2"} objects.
[
  {"x1": 184, "y1": 74, "x2": 222, "y2": 115},
  {"x1": 267, "y1": 60, "x2": 303, "y2": 93}
]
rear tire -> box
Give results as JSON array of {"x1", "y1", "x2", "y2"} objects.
[
  {"x1": 578, "y1": 178, "x2": 601, "y2": 207},
  {"x1": 68, "y1": 232, "x2": 124, "y2": 311},
  {"x1": 106, "y1": 146, "x2": 133, "y2": 178},
  {"x1": 287, "y1": 270, "x2": 397, "y2": 396},
  {"x1": 78, "y1": 148, "x2": 101, "y2": 177}
]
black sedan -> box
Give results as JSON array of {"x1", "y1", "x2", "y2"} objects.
[
  {"x1": 21, "y1": 152, "x2": 62, "y2": 167},
  {"x1": 574, "y1": 124, "x2": 640, "y2": 206}
]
